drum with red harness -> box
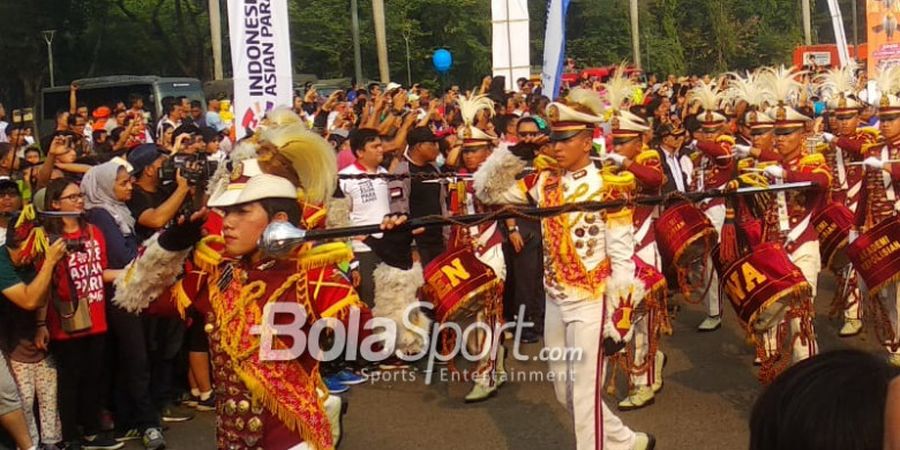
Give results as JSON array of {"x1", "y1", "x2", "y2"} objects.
[
  {"x1": 654, "y1": 199, "x2": 717, "y2": 296},
  {"x1": 813, "y1": 201, "x2": 855, "y2": 272},
  {"x1": 423, "y1": 244, "x2": 502, "y2": 323},
  {"x1": 846, "y1": 216, "x2": 900, "y2": 296},
  {"x1": 713, "y1": 242, "x2": 812, "y2": 332}
]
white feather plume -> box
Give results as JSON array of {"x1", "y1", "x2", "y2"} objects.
[
  {"x1": 687, "y1": 80, "x2": 727, "y2": 113},
  {"x1": 566, "y1": 87, "x2": 606, "y2": 115},
  {"x1": 602, "y1": 63, "x2": 635, "y2": 112},
  {"x1": 874, "y1": 65, "x2": 900, "y2": 97},
  {"x1": 815, "y1": 61, "x2": 857, "y2": 100},
  {"x1": 726, "y1": 71, "x2": 773, "y2": 110},
  {"x1": 759, "y1": 65, "x2": 807, "y2": 105},
  {"x1": 458, "y1": 94, "x2": 495, "y2": 127}
]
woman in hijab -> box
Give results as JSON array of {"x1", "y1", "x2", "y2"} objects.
[{"x1": 82, "y1": 161, "x2": 166, "y2": 448}]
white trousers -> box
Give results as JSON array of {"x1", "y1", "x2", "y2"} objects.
[
  {"x1": 764, "y1": 241, "x2": 820, "y2": 362},
  {"x1": 545, "y1": 299, "x2": 636, "y2": 450},
  {"x1": 703, "y1": 204, "x2": 726, "y2": 318}
]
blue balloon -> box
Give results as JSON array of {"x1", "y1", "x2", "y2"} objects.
[{"x1": 433, "y1": 49, "x2": 453, "y2": 73}]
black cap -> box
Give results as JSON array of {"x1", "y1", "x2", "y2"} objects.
[
  {"x1": 407, "y1": 127, "x2": 440, "y2": 147},
  {"x1": 173, "y1": 123, "x2": 201, "y2": 140},
  {"x1": 198, "y1": 126, "x2": 221, "y2": 144},
  {"x1": 127, "y1": 144, "x2": 165, "y2": 176},
  {"x1": 0, "y1": 178, "x2": 19, "y2": 195}
]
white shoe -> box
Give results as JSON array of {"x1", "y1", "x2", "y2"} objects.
[
  {"x1": 889, "y1": 353, "x2": 900, "y2": 368},
  {"x1": 617, "y1": 386, "x2": 655, "y2": 411},
  {"x1": 633, "y1": 432, "x2": 657, "y2": 450},
  {"x1": 697, "y1": 316, "x2": 721, "y2": 332},
  {"x1": 651, "y1": 351, "x2": 666, "y2": 393},
  {"x1": 839, "y1": 319, "x2": 862, "y2": 337}
]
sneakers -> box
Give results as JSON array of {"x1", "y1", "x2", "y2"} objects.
[
  {"x1": 333, "y1": 369, "x2": 366, "y2": 385},
  {"x1": 617, "y1": 386, "x2": 655, "y2": 411},
  {"x1": 81, "y1": 435, "x2": 124, "y2": 450},
  {"x1": 697, "y1": 316, "x2": 722, "y2": 332},
  {"x1": 378, "y1": 358, "x2": 411, "y2": 371},
  {"x1": 839, "y1": 319, "x2": 863, "y2": 337},
  {"x1": 651, "y1": 351, "x2": 666, "y2": 393},
  {"x1": 160, "y1": 404, "x2": 194, "y2": 423},
  {"x1": 324, "y1": 375, "x2": 350, "y2": 394},
  {"x1": 142, "y1": 427, "x2": 166, "y2": 450},
  {"x1": 464, "y1": 382, "x2": 498, "y2": 403},
  {"x1": 113, "y1": 428, "x2": 141, "y2": 442},
  {"x1": 195, "y1": 394, "x2": 216, "y2": 412},
  {"x1": 179, "y1": 392, "x2": 199, "y2": 408},
  {"x1": 633, "y1": 432, "x2": 657, "y2": 450}
]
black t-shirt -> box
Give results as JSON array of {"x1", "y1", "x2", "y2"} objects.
[
  {"x1": 127, "y1": 185, "x2": 170, "y2": 243},
  {"x1": 0, "y1": 248, "x2": 39, "y2": 362},
  {"x1": 408, "y1": 162, "x2": 443, "y2": 245}
]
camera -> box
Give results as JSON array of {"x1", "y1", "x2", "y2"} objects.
[
  {"x1": 159, "y1": 153, "x2": 218, "y2": 186},
  {"x1": 64, "y1": 239, "x2": 86, "y2": 253}
]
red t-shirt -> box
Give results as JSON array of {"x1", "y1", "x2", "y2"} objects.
[{"x1": 45, "y1": 224, "x2": 109, "y2": 341}]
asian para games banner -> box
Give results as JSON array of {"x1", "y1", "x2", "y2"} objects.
[
  {"x1": 541, "y1": 0, "x2": 571, "y2": 100},
  {"x1": 867, "y1": 0, "x2": 900, "y2": 75},
  {"x1": 227, "y1": 0, "x2": 293, "y2": 139}
]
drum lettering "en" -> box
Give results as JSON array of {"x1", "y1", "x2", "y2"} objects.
[
  {"x1": 427, "y1": 258, "x2": 472, "y2": 298},
  {"x1": 724, "y1": 262, "x2": 768, "y2": 302}
]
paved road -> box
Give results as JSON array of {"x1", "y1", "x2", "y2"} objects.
[{"x1": 131, "y1": 273, "x2": 885, "y2": 449}]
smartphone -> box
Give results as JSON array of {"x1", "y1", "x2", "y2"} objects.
[
  {"x1": 22, "y1": 108, "x2": 33, "y2": 122},
  {"x1": 11, "y1": 109, "x2": 21, "y2": 124}
]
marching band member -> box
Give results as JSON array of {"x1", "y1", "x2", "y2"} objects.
[
  {"x1": 113, "y1": 121, "x2": 372, "y2": 450},
  {"x1": 602, "y1": 71, "x2": 667, "y2": 411},
  {"x1": 815, "y1": 63, "x2": 877, "y2": 337},
  {"x1": 474, "y1": 87, "x2": 655, "y2": 450},
  {"x1": 450, "y1": 94, "x2": 508, "y2": 402},
  {"x1": 855, "y1": 65, "x2": 900, "y2": 367},
  {"x1": 758, "y1": 65, "x2": 829, "y2": 365},
  {"x1": 688, "y1": 81, "x2": 735, "y2": 332}
]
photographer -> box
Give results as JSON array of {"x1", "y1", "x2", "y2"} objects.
[
  {"x1": 34, "y1": 135, "x2": 92, "y2": 189},
  {"x1": 126, "y1": 144, "x2": 190, "y2": 243}
]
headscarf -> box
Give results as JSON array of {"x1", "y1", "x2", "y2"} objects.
[{"x1": 82, "y1": 161, "x2": 135, "y2": 235}]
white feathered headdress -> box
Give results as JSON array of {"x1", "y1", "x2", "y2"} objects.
[
  {"x1": 815, "y1": 62, "x2": 862, "y2": 110},
  {"x1": 688, "y1": 80, "x2": 728, "y2": 124},
  {"x1": 873, "y1": 65, "x2": 900, "y2": 110},
  {"x1": 759, "y1": 65, "x2": 811, "y2": 123},
  {"x1": 727, "y1": 70, "x2": 774, "y2": 125},
  {"x1": 458, "y1": 94, "x2": 495, "y2": 141}
]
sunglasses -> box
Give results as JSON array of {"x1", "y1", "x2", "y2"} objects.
[
  {"x1": 750, "y1": 128, "x2": 773, "y2": 136},
  {"x1": 774, "y1": 127, "x2": 803, "y2": 136},
  {"x1": 612, "y1": 135, "x2": 640, "y2": 146}
]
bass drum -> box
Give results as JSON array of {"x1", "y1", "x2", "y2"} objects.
[
  {"x1": 423, "y1": 245, "x2": 502, "y2": 323},
  {"x1": 812, "y1": 201, "x2": 854, "y2": 272},
  {"x1": 847, "y1": 216, "x2": 900, "y2": 296}
]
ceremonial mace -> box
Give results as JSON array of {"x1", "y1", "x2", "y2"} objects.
[{"x1": 261, "y1": 182, "x2": 815, "y2": 257}]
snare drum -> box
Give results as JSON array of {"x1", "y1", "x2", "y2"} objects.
[
  {"x1": 655, "y1": 201, "x2": 717, "y2": 269},
  {"x1": 847, "y1": 216, "x2": 900, "y2": 296},
  {"x1": 812, "y1": 202, "x2": 854, "y2": 272},
  {"x1": 424, "y1": 245, "x2": 502, "y2": 323},
  {"x1": 719, "y1": 242, "x2": 811, "y2": 332}
]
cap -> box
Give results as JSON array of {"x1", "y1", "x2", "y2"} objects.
[
  {"x1": 126, "y1": 144, "x2": 165, "y2": 176},
  {"x1": 407, "y1": 127, "x2": 441, "y2": 147},
  {"x1": 173, "y1": 123, "x2": 201, "y2": 139},
  {"x1": 386, "y1": 82, "x2": 402, "y2": 93},
  {"x1": 769, "y1": 104, "x2": 811, "y2": 133},
  {"x1": 206, "y1": 159, "x2": 263, "y2": 208},
  {"x1": 92, "y1": 106, "x2": 111, "y2": 120},
  {"x1": 198, "y1": 126, "x2": 221, "y2": 144},
  {"x1": 655, "y1": 122, "x2": 686, "y2": 139},
  {"x1": 611, "y1": 110, "x2": 650, "y2": 143},
  {"x1": 0, "y1": 178, "x2": 19, "y2": 195},
  {"x1": 546, "y1": 102, "x2": 604, "y2": 142},
  {"x1": 744, "y1": 109, "x2": 775, "y2": 130},
  {"x1": 207, "y1": 173, "x2": 297, "y2": 208}
]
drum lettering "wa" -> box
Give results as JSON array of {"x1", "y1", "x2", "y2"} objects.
[{"x1": 724, "y1": 262, "x2": 769, "y2": 301}]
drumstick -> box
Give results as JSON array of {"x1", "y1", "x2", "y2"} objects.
[{"x1": 846, "y1": 159, "x2": 900, "y2": 166}]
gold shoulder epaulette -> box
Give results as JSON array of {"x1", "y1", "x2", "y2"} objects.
[
  {"x1": 193, "y1": 236, "x2": 225, "y2": 272},
  {"x1": 716, "y1": 135, "x2": 736, "y2": 145},
  {"x1": 799, "y1": 153, "x2": 826, "y2": 167},
  {"x1": 859, "y1": 127, "x2": 880, "y2": 140},
  {"x1": 601, "y1": 171, "x2": 636, "y2": 197},
  {"x1": 298, "y1": 241, "x2": 355, "y2": 271},
  {"x1": 635, "y1": 149, "x2": 660, "y2": 165},
  {"x1": 533, "y1": 154, "x2": 558, "y2": 171}
]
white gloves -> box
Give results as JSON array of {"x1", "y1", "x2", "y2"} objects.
[
  {"x1": 733, "y1": 144, "x2": 752, "y2": 158},
  {"x1": 764, "y1": 165, "x2": 785, "y2": 179},
  {"x1": 605, "y1": 153, "x2": 627, "y2": 167},
  {"x1": 821, "y1": 132, "x2": 836, "y2": 143},
  {"x1": 864, "y1": 156, "x2": 885, "y2": 170}
]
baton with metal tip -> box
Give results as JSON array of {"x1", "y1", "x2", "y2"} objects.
[{"x1": 260, "y1": 182, "x2": 816, "y2": 256}]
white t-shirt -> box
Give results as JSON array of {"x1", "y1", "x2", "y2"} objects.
[{"x1": 338, "y1": 162, "x2": 391, "y2": 253}]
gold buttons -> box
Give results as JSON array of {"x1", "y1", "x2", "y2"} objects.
[
  {"x1": 204, "y1": 323, "x2": 214, "y2": 333},
  {"x1": 247, "y1": 417, "x2": 263, "y2": 433},
  {"x1": 234, "y1": 417, "x2": 245, "y2": 431},
  {"x1": 237, "y1": 400, "x2": 250, "y2": 414},
  {"x1": 224, "y1": 399, "x2": 237, "y2": 416}
]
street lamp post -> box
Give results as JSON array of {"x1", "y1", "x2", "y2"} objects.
[{"x1": 42, "y1": 30, "x2": 56, "y2": 87}]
